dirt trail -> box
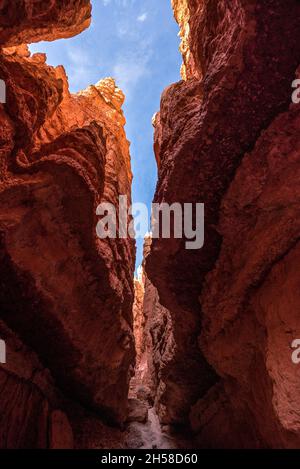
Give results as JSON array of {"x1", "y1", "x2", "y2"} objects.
[
  {"x1": 125, "y1": 367, "x2": 195, "y2": 449},
  {"x1": 126, "y1": 407, "x2": 183, "y2": 449}
]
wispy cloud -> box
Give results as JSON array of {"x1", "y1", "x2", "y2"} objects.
[
  {"x1": 137, "y1": 12, "x2": 148, "y2": 22},
  {"x1": 65, "y1": 45, "x2": 94, "y2": 89},
  {"x1": 97, "y1": 1, "x2": 152, "y2": 99},
  {"x1": 113, "y1": 41, "x2": 152, "y2": 100}
]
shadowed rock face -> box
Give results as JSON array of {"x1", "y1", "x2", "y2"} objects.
[
  {"x1": 0, "y1": 1, "x2": 135, "y2": 447},
  {"x1": 142, "y1": 236, "x2": 216, "y2": 427},
  {"x1": 146, "y1": 0, "x2": 300, "y2": 447},
  {"x1": 0, "y1": 320, "x2": 74, "y2": 449},
  {"x1": 0, "y1": 0, "x2": 92, "y2": 46}
]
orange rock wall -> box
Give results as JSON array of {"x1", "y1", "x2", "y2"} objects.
[{"x1": 0, "y1": 0, "x2": 135, "y2": 448}]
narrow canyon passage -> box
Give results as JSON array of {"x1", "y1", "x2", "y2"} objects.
[
  {"x1": 0, "y1": 0, "x2": 300, "y2": 451},
  {"x1": 125, "y1": 252, "x2": 196, "y2": 449}
]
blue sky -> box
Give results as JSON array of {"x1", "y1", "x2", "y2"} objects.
[{"x1": 30, "y1": 0, "x2": 181, "y2": 269}]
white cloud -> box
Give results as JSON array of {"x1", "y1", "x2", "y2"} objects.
[
  {"x1": 137, "y1": 13, "x2": 148, "y2": 23},
  {"x1": 67, "y1": 47, "x2": 90, "y2": 66}
]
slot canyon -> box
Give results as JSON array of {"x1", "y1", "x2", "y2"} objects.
[{"x1": 0, "y1": 0, "x2": 299, "y2": 450}]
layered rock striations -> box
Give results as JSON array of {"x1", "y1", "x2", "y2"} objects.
[
  {"x1": 0, "y1": 1, "x2": 135, "y2": 448},
  {"x1": 146, "y1": 0, "x2": 300, "y2": 447}
]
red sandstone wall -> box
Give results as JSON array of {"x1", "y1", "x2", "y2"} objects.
[
  {"x1": 0, "y1": 0, "x2": 135, "y2": 447},
  {"x1": 143, "y1": 236, "x2": 215, "y2": 426},
  {"x1": 146, "y1": 0, "x2": 300, "y2": 448},
  {"x1": 1, "y1": 0, "x2": 300, "y2": 450}
]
